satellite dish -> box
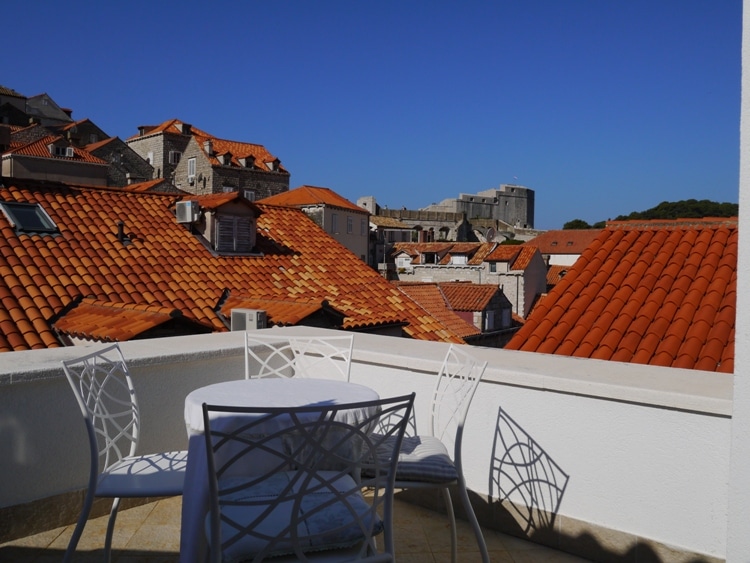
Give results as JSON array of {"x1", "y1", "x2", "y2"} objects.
[{"x1": 486, "y1": 227, "x2": 496, "y2": 242}]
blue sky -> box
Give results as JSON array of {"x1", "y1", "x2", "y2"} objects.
[{"x1": 4, "y1": 1, "x2": 741, "y2": 229}]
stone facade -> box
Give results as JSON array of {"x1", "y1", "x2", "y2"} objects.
[
  {"x1": 127, "y1": 126, "x2": 192, "y2": 182},
  {"x1": 87, "y1": 137, "x2": 154, "y2": 187},
  {"x1": 423, "y1": 184, "x2": 535, "y2": 228}
]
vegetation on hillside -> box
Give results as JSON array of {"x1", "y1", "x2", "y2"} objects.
[{"x1": 563, "y1": 199, "x2": 738, "y2": 230}]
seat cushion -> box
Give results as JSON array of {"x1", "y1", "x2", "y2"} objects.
[
  {"x1": 96, "y1": 450, "x2": 187, "y2": 497},
  {"x1": 375, "y1": 435, "x2": 458, "y2": 484},
  {"x1": 210, "y1": 470, "x2": 381, "y2": 562}
]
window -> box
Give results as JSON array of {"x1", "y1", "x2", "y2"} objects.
[
  {"x1": 361, "y1": 219, "x2": 367, "y2": 236},
  {"x1": 222, "y1": 186, "x2": 234, "y2": 193},
  {"x1": 188, "y1": 157, "x2": 196, "y2": 182},
  {"x1": 0, "y1": 201, "x2": 58, "y2": 234},
  {"x1": 215, "y1": 215, "x2": 254, "y2": 253},
  {"x1": 169, "y1": 151, "x2": 181, "y2": 164},
  {"x1": 89, "y1": 134, "x2": 98, "y2": 144},
  {"x1": 331, "y1": 213, "x2": 338, "y2": 233},
  {"x1": 347, "y1": 216, "x2": 353, "y2": 234},
  {"x1": 489, "y1": 262, "x2": 497, "y2": 273},
  {"x1": 243, "y1": 189, "x2": 256, "y2": 202},
  {"x1": 146, "y1": 151, "x2": 154, "y2": 165},
  {"x1": 51, "y1": 145, "x2": 74, "y2": 157}
]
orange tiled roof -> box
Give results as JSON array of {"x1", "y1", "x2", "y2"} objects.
[
  {"x1": 506, "y1": 219, "x2": 737, "y2": 373},
  {"x1": 121, "y1": 179, "x2": 173, "y2": 193},
  {"x1": 127, "y1": 119, "x2": 213, "y2": 140},
  {"x1": 4, "y1": 135, "x2": 107, "y2": 164},
  {"x1": 369, "y1": 216, "x2": 412, "y2": 229},
  {"x1": 54, "y1": 298, "x2": 211, "y2": 341},
  {"x1": 0, "y1": 179, "x2": 464, "y2": 352},
  {"x1": 394, "y1": 283, "x2": 480, "y2": 339},
  {"x1": 510, "y1": 246, "x2": 538, "y2": 271},
  {"x1": 485, "y1": 245, "x2": 520, "y2": 262},
  {"x1": 439, "y1": 282, "x2": 499, "y2": 311},
  {"x1": 127, "y1": 119, "x2": 287, "y2": 174},
  {"x1": 259, "y1": 186, "x2": 365, "y2": 213},
  {"x1": 523, "y1": 229, "x2": 602, "y2": 254},
  {"x1": 546, "y1": 265, "x2": 569, "y2": 288}
]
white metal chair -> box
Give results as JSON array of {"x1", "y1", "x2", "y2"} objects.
[
  {"x1": 244, "y1": 332, "x2": 354, "y2": 381},
  {"x1": 203, "y1": 393, "x2": 415, "y2": 562},
  {"x1": 61, "y1": 344, "x2": 188, "y2": 563},
  {"x1": 373, "y1": 344, "x2": 489, "y2": 563}
]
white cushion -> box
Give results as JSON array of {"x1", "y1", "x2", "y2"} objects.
[
  {"x1": 96, "y1": 450, "x2": 187, "y2": 497},
  {"x1": 376, "y1": 435, "x2": 458, "y2": 484}
]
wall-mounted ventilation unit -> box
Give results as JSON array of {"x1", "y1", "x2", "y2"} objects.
[
  {"x1": 176, "y1": 200, "x2": 199, "y2": 223},
  {"x1": 231, "y1": 308, "x2": 267, "y2": 331}
]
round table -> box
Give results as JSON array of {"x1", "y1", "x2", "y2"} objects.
[{"x1": 179, "y1": 378, "x2": 380, "y2": 563}]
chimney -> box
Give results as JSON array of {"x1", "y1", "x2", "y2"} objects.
[{"x1": 204, "y1": 139, "x2": 213, "y2": 155}]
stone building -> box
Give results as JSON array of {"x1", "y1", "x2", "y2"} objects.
[{"x1": 126, "y1": 119, "x2": 290, "y2": 199}]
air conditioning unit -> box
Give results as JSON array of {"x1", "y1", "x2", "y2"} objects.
[
  {"x1": 231, "y1": 309, "x2": 267, "y2": 331},
  {"x1": 176, "y1": 200, "x2": 199, "y2": 223}
]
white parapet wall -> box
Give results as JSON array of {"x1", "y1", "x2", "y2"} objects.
[{"x1": 0, "y1": 327, "x2": 733, "y2": 560}]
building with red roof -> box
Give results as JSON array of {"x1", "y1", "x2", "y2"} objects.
[
  {"x1": 126, "y1": 119, "x2": 289, "y2": 199},
  {"x1": 0, "y1": 178, "x2": 467, "y2": 352},
  {"x1": 259, "y1": 185, "x2": 370, "y2": 263}
]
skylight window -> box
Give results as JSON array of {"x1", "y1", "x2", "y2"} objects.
[{"x1": 0, "y1": 201, "x2": 58, "y2": 234}]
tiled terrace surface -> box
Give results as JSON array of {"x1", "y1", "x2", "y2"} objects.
[{"x1": 0, "y1": 496, "x2": 591, "y2": 562}]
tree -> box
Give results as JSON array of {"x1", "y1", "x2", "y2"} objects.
[{"x1": 563, "y1": 219, "x2": 592, "y2": 230}]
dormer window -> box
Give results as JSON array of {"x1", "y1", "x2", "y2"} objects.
[
  {"x1": 49, "y1": 144, "x2": 74, "y2": 157},
  {"x1": 215, "y1": 215, "x2": 255, "y2": 253},
  {"x1": 239, "y1": 156, "x2": 255, "y2": 168},
  {"x1": 266, "y1": 159, "x2": 280, "y2": 171},
  {"x1": 0, "y1": 201, "x2": 58, "y2": 234}
]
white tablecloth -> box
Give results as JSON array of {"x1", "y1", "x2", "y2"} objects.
[{"x1": 179, "y1": 378, "x2": 380, "y2": 563}]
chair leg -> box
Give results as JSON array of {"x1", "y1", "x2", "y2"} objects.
[
  {"x1": 62, "y1": 488, "x2": 96, "y2": 563},
  {"x1": 457, "y1": 480, "x2": 489, "y2": 563},
  {"x1": 441, "y1": 487, "x2": 457, "y2": 563},
  {"x1": 103, "y1": 497, "x2": 122, "y2": 563}
]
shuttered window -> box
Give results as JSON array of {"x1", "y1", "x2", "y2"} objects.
[{"x1": 215, "y1": 216, "x2": 253, "y2": 253}]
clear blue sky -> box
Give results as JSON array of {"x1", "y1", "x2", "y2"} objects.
[{"x1": 4, "y1": 1, "x2": 741, "y2": 229}]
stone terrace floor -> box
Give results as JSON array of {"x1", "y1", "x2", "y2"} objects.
[{"x1": 0, "y1": 495, "x2": 591, "y2": 562}]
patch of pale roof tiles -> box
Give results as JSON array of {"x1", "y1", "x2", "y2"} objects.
[
  {"x1": 0, "y1": 179, "x2": 464, "y2": 352},
  {"x1": 369, "y1": 216, "x2": 411, "y2": 229},
  {"x1": 507, "y1": 220, "x2": 737, "y2": 372}
]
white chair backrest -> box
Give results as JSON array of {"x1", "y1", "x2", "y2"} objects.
[
  {"x1": 203, "y1": 393, "x2": 414, "y2": 562},
  {"x1": 62, "y1": 344, "x2": 139, "y2": 472},
  {"x1": 244, "y1": 333, "x2": 354, "y2": 381},
  {"x1": 429, "y1": 345, "x2": 488, "y2": 450}
]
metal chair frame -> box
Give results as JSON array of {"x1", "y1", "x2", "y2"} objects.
[
  {"x1": 203, "y1": 393, "x2": 414, "y2": 562},
  {"x1": 392, "y1": 344, "x2": 490, "y2": 563},
  {"x1": 244, "y1": 333, "x2": 354, "y2": 381},
  {"x1": 61, "y1": 344, "x2": 187, "y2": 563}
]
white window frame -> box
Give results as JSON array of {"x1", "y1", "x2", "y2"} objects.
[{"x1": 188, "y1": 157, "x2": 196, "y2": 180}]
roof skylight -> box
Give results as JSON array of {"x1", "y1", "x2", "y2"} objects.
[{"x1": 0, "y1": 201, "x2": 58, "y2": 234}]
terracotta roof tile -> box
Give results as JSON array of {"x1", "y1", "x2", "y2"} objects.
[
  {"x1": 506, "y1": 219, "x2": 737, "y2": 372},
  {"x1": 4, "y1": 135, "x2": 107, "y2": 164},
  {"x1": 523, "y1": 229, "x2": 603, "y2": 254},
  {"x1": 259, "y1": 186, "x2": 365, "y2": 213},
  {"x1": 0, "y1": 179, "x2": 464, "y2": 352},
  {"x1": 393, "y1": 282, "x2": 480, "y2": 339}
]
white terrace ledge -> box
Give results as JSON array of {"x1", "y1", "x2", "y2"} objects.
[{"x1": 0, "y1": 327, "x2": 732, "y2": 561}]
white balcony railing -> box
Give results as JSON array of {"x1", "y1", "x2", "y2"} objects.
[{"x1": 0, "y1": 327, "x2": 732, "y2": 561}]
